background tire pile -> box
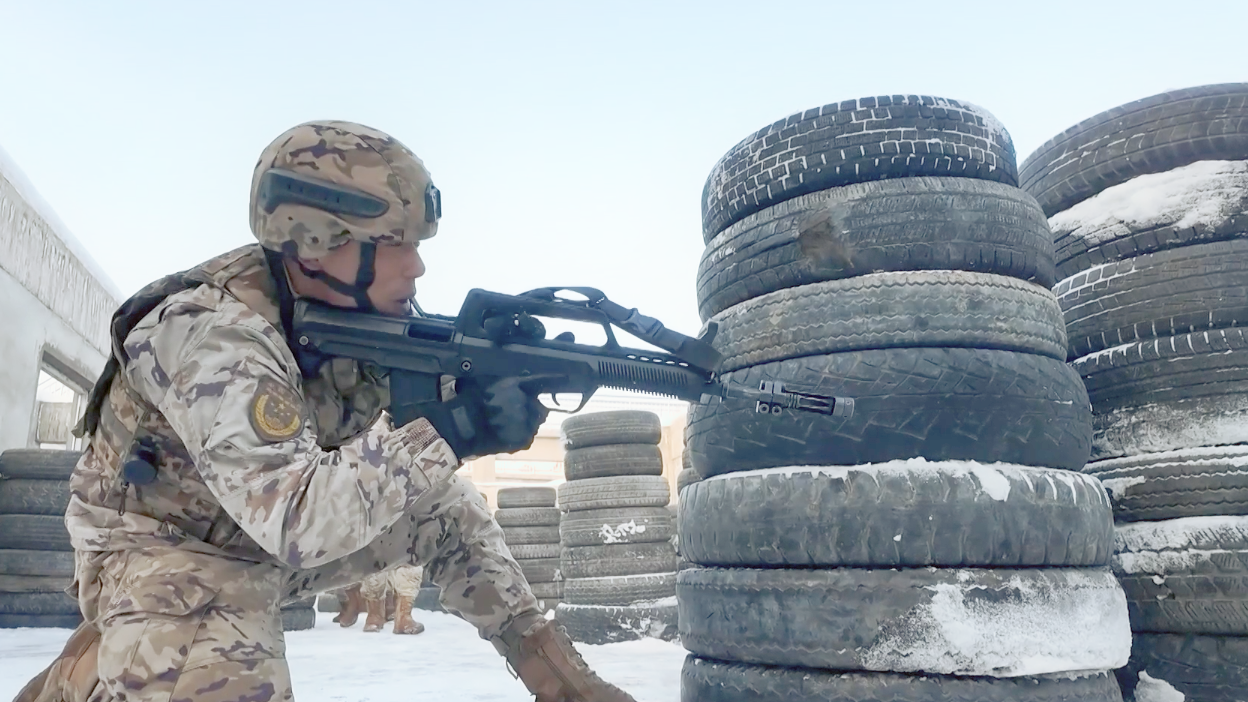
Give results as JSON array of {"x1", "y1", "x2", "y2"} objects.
[
  {"x1": 495, "y1": 486, "x2": 563, "y2": 613},
  {"x1": 0, "y1": 449, "x2": 80, "y2": 629},
  {"x1": 681, "y1": 95, "x2": 1131, "y2": 701},
  {"x1": 1023, "y1": 82, "x2": 1248, "y2": 702},
  {"x1": 553, "y1": 411, "x2": 678, "y2": 645}
]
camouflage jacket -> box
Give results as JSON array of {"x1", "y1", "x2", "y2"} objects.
[{"x1": 66, "y1": 245, "x2": 459, "y2": 579}]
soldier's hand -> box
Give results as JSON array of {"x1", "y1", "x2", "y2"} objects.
[
  {"x1": 397, "y1": 377, "x2": 546, "y2": 460},
  {"x1": 481, "y1": 377, "x2": 548, "y2": 452}
]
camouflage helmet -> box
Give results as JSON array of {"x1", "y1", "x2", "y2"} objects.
[{"x1": 249, "y1": 121, "x2": 441, "y2": 259}]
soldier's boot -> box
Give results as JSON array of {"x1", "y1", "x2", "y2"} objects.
[
  {"x1": 362, "y1": 593, "x2": 387, "y2": 633},
  {"x1": 391, "y1": 595, "x2": 425, "y2": 635},
  {"x1": 504, "y1": 619, "x2": 637, "y2": 702},
  {"x1": 333, "y1": 584, "x2": 364, "y2": 628},
  {"x1": 385, "y1": 589, "x2": 396, "y2": 622}
]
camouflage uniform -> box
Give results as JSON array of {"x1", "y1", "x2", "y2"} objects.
[
  {"x1": 31, "y1": 123, "x2": 542, "y2": 702},
  {"x1": 19, "y1": 121, "x2": 636, "y2": 702}
]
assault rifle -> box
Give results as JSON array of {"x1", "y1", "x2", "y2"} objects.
[{"x1": 290, "y1": 287, "x2": 854, "y2": 425}]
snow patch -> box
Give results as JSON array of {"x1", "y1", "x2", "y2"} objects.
[
  {"x1": 1100, "y1": 476, "x2": 1147, "y2": 499},
  {"x1": 598, "y1": 520, "x2": 647, "y2": 544},
  {"x1": 1114, "y1": 515, "x2": 1248, "y2": 554},
  {"x1": 1092, "y1": 396, "x2": 1248, "y2": 460},
  {"x1": 702, "y1": 457, "x2": 1105, "y2": 505},
  {"x1": 962, "y1": 101, "x2": 1013, "y2": 147},
  {"x1": 1050, "y1": 160, "x2": 1248, "y2": 246},
  {"x1": 861, "y1": 569, "x2": 1131, "y2": 677},
  {"x1": 1087, "y1": 444, "x2": 1248, "y2": 474},
  {"x1": 1135, "y1": 671, "x2": 1186, "y2": 702}
]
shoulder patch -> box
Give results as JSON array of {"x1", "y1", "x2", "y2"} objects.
[{"x1": 249, "y1": 377, "x2": 306, "y2": 442}]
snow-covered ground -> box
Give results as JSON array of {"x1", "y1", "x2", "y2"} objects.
[{"x1": 0, "y1": 611, "x2": 685, "y2": 701}]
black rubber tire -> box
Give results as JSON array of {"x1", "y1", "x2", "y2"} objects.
[
  {"x1": 413, "y1": 586, "x2": 444, "y2": 613},
  {"x1": 697, "y1": 177, "x2": 1056, "y2": 320},
  {"x1": 1118, "y1": 633, "x2": 1248, "y2": 702},
  {"x1": 679, "y1": 463, "x2": 1113, "y2": 568},
  {"x1": 495, "y1": 487, "x2": 556, "y2": 509},
  {"x1": 1021, "y1": 83, "x2": 1248, "y2": 217},
  {"x1": 560, "y1": 411, "x2": 661, "y2": 449},
  {"x1": 557, "y1": 476, "x2": 670, "y2": 513},
  {"x1": 709, "y1": 271, "x2": 1067, "y2": 372},
  {"x1": 0, "y1": 575, "x2": 72, "y2": 593},
  {"x1": 561, "y1": 542, "x2": 677, "y2": 579},
  {"x1": 0, "y1": 591, "x2": 80, "y2": 615},
  {"x1": 563, "y1": 572, "x2": 675, "y2": 606},
  {"x1": 316, "y1": 593, "x2": 339, "y2": 613},
  {"x1": 529, "y1": 581, "x2": 562, "y2": 599},
  {"x1": 280, "y1": 606, "x2": 315, "y2": 631},
  {"x1": 554, "y1": 600, "x2": 678, "y2": 645},
  {"x1": 0, "y1": 613, "x2": 82, "y2": 629},
  {"x1": 1085, "y1": 446, "x2": 1248, "y2": 522},
  {"x1": 1057, "y1": 238, "x2": 1248, "y2": 360},
  {"x1": 678, "y1": 566, "x2": 1129, "y2": 676},
  {"x1": 1113, "y1": 516, "x2": 1248, "y2": 635},
  {"x1": 559, "y1": 506, "x2": 674, "y2": 547},
  {"x1": 0, "y1": 549, "x2": 75, "y2": 576},
  {"x1": 0, "y1": 515, "x2": 72, "y2": 551},
  {"x1": 1049, "y1": 162, "x2": 1248, "y2": 281},
  {"x1": 682, "y1": 657, "x2": 1126, "y2": 702},
  {"x1": 1074, "y1": 329, "x2": 1248, "y2": 460},
  {"x1": 676, "y1": 467, "x2": 700, "y2": 495},
  {"x1": 688, "y1": 348, "x2": 1092, "y2": 477},
  {"x1": 501, "y1": 525, "x2": 561, "y2": 546},
  {"x1": 508, "y1": 543, "x2": 560, "y2": 560},
  {"x1": 516, "y1": 557, "x2": 561, "y2": 583},
  {"x1": 702, "y1": 95, "x2": 1017, "y2": 240},
  {"x1": 563, "y1": 444, "x2": 663, "y2": 481},
  {"x1": 0, "y1": 479, "x2": 71, "y2": 516},
  {"x1": 0, "y1": 449, "x2": 80, "y2": 480},
  {"x1": 493, "y1": 507, "x2": 561, "y2": 527}
]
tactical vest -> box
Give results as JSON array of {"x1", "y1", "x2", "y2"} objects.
[{"x1": 78, "y1": 244, "x2": 388, "y2": 487}]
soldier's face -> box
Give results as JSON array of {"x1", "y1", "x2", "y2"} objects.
[{"x1": 305, "y1": 240, "x2": 426, "y2": 316}]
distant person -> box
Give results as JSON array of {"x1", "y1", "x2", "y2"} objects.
[
  {"x1": 16, "y1": 121, "x2": 635, "y2": 702},
  {"x1": 360, "y1": 564, "x2": 424, "y2": 635}
]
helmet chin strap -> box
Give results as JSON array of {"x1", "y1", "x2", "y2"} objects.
[{"x1": 294, "y1": 241, "x2": 378, "y2": 313}]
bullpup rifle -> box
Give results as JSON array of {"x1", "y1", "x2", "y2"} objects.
[{"x1": 290, "y1": 286, "x2": 854, "y2": 425}]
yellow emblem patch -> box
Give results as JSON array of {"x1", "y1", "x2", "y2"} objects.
[{"x1": 249, "y1": 377, "x2": 305, "y2": 442}]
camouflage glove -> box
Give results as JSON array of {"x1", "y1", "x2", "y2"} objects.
[
  {"x1": 504, "y1": 620, "x2": 637, "y2": 702},
  {"x1": 399, "y1": 377, "x2": 546, "y2": 460}
]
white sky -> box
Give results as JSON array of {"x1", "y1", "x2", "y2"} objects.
[{"x1": 1, "y1": 0, "x2": 1245, "y2": 336}]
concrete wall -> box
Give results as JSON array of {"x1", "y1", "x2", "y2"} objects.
[{"x1": 0, "y1": 149, "x2": 119, "y2": 452}]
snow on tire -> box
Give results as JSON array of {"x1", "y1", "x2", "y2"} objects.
[
  {"x1": 1113, "y1": 516, "x2": 1248, "y2": 635},
  {"x1": 677, "y1": 566, "x2": 1130, "y2": 677},
  {"x1": 0, "y1": 449, "x2": 80, "y2": 481},
  {"x1": 561, "y1": 542, "x2": 677, "y2": 579},
  {"x1": 1075, "y1": 328, "x2": 1248, "y2": 460},
  {"x1": 687, "y1": 348, "x2": 1092, "y2": 477},
  {"x1": 1118, "y1": 633, "x2": 1248, "y2": 702},
  {"x1": 1022, "y1": 84, "x2": 1248, "y2": 216},
  {"x1": 1057, "y1": 238, "x2": 1248, "y2": 360},
  {"x1": 696, "y1": 177, "x2": 1056, "y2": 321},
  {"x1": 560, "y1": 411, "x2": 661, "y2": 450},
  {"x1": 495, "y1": 487, "x2": 556, "y2": 509},
  {"x1": 708, "y1": 271, "x2": 1068, "y2": 372},
  {"x1": 554, "y1": 599, "x2": 678, "y2": 645},
  {"x1": 559, "y1": 506, "x2": 673, "y2": 547},
  {"x1": 562, "y1": 444, "x2": 663, "y2": 481},
  {"x1": 701, "y1": 95, "x2": 1017, "y2": 240},
  {"x1": 1085, "y1": 446, "x2": 1248, "y2": 522},
  {"x1": 681, "y1": 657, "x2": 1127, "y2": 702},
  {"x1": 562, "y1": 572, "x2": 676, "y2": 606},
  {"x1": 679, "y1": 462, "x2": 1113, "y2": 568},
  {"x1": 556, "y1": 476, "x2": 670, "y2": 513},
  {"x1": 1048, "y1": 159, "x2": 1248, "y2": 280}
]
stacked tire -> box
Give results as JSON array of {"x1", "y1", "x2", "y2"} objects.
[
  {"x1": 0, "y1": 449, "x2": 81, "y2": 629},
  {"x1": 681, "y1": 95, "x2": 1132, "y2": 701},
  {"x1": 554, "y1": 411, "x2": 679, "y2": 644},
  {"x1": 1023, "y1": 83, "x2": 1248, "y2": 702},
  {"x1": 496, "y1": 486, "x2": 563, "y2": 613},
  {"x1": 280, "y1": 597, "x2": 316, "y2": 631}
]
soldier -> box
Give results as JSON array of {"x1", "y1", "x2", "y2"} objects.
[
  {"x1": 15, "y1": 121, "x2": 637, "y2": 702},
  {"x1": 359, "y1": 564, "x2": 424, "y2": 634}
]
